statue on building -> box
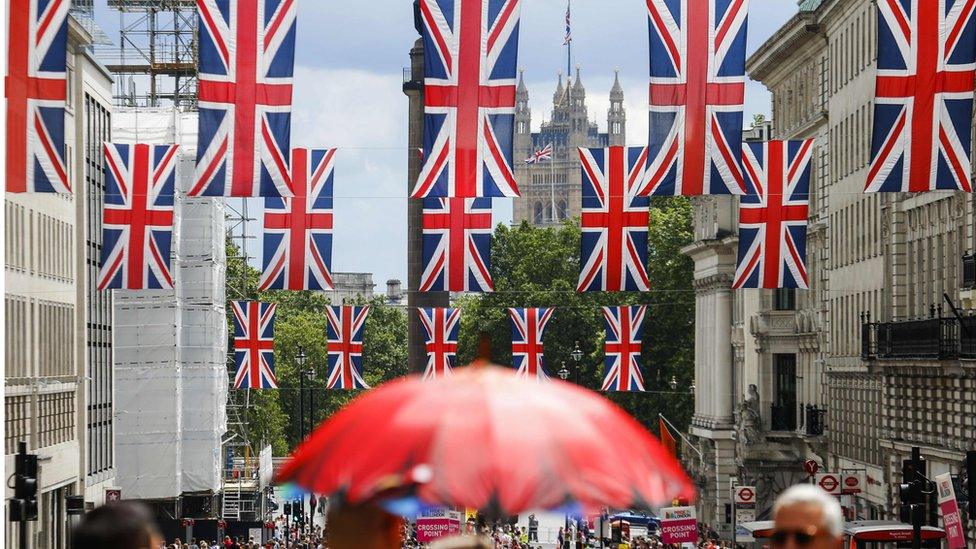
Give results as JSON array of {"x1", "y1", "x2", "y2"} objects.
[{"x1": 737, "y1": 384, "x2": 763, "y2": 445}]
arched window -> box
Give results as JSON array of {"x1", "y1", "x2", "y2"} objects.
[
  {"x1": 557, "y1": 200, "x2": 568, "y2": 220},
  {"x1": 533, "y1": 202, "x2": 544, "y2": 224}
]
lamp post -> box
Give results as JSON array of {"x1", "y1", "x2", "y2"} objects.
[
  {"x1": 557, "y1": 362, "x2": 570, "y2": 381},
  {"x1": 571, "y1": 340, "x2": 582, "y2": 386},
  {"x1": 295, "y1": 347, "x2": 309, "y2": 529}
]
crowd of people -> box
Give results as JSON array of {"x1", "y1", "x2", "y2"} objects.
[{"x1": 72, "y1": 484, "x2": 845, "y2": 549}]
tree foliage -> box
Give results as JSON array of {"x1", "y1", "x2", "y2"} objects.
[{"x1": 456, "y1": 198, "x2": 696, "y2": 433}]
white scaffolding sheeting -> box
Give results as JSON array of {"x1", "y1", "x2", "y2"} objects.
[{"x1": 112, "y1": 108, "x2": 228, "y2": 499}]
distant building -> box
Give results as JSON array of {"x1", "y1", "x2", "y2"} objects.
[
  {"x1": 513, "y1": 68, "x2": 626, "y2": 226},
  {"x1": 4, "y1": 12, "x2": 114, "y2": 548},
  {"x1": 386, "y1": 279, "x2": 404, "y2": 306},
  {"x1": 325, "y1": 272, "x2": 376, "y2": 305}
]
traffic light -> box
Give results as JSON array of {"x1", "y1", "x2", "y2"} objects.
[
  {"x1": 283, "y1": 502, "x2": 292, "y2": 516},
  {"x1": 9, "y1": 443, "x2": 38, "y2": 522},
  {"x1": 292, "y1": 500, "x2": 302, "y2": 519},
  {"x1": 899, "y1": 457, "x2": 925, "y2": 523}
]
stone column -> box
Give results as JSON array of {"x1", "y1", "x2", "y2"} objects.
[{"x1": 404, "y1": 37, "x2": 448, "y2": 372}]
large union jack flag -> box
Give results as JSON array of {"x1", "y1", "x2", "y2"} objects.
[
  {"x1": 509, "y1": 307, "x2": 553, "y2": 381},
  {"x1": 421, "y1": 197, "x2": 494, "y2": 292},
  {"x1": 411, "y1": 0, "x2": 522, "y2": 198},
  {"x1": 5, "y1": 0, "x2": 70, "y2": 193},
  {"x1": 191, "y1": 0, "x2": 296, "y2": 197},
  {"x1": 260, "y1": 148, "x2": 335, "y2": 290},
  {"x1": 866, "y1": 0, "x2": 976, "y2": 193},
  {"x1": 326, "y1": 305, "x2": 370, "y2": 390},
  {"x1": 232, "y1": 301, "x2": 278, "y2": 389},
  {"x1": 98, "y1": 143, "x2": 179, "y2": 290},
  {"x1": 733, "y1": 139, "x2": 813, "y2": 289},
  {"x1": 644, "y1": 0, "x2": 749, "y2": 196},
  {"x1": 578, "y1": 146, "x2": 651, "y2": 292},
  {"x1": 602, "y1": 306, "x2": 647, "y2": 392},
  {"x1": 418, "y1": 307, "x2": 461, "y2": 380}
]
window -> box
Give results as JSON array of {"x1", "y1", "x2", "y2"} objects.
[
  {"x1": 773, "y1": 288, "x2": 796, "y2": 311},
  {"x1": 771, "y1": 354, "x2": 798, "y2": 431},
  {"x1": 556, "y1": 200, "x2": 567, "y2": 221},
  {"x1": 533, "y1": 202, "x2": 544, "y2": 225}
]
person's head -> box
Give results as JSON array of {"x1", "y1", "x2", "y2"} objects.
[
  {"x1": 772, "y1": 485, "x2": 844, "y2": 549},
  {"x1": 326, "y1": 503, "x2": 402, "y2": 549},
  {"x1": 72, "y1": 501, "x2": 163, "y2": 549}
]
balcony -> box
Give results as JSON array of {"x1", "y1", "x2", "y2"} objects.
[
  {"x1": 805, "y1": 405, "x2": 826, "y2": 436},
  {"x1": 770, "y1": 404, "x2": 797, "y2": 431},
  {"x1": 861, "y1": 311, "x2": 976, "y2": 360}
]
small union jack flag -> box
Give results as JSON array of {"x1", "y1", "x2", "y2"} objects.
[
  {"x1": 524, "y1": 143, "x2": 553, "y2": 164},
  {"x1": 411, "y1": 0, "x2": 522, "y2": 198},
  {"x1": 417, "y1": 307, "x2": 461, "y2": 380},
  {"x1": 5, "y1": 0, "x2": 70, "y2": 193},
  {"x1": 866, "y1": 0, "x2": 976, "y2": 192},
  {"x1": 578, "y1": 146, "x2": 651, "y2": 292},
  {"x1": 191, "y1": 0, "x2": 296, "y2": 197},
  {"x1": 98, "y1": 143, "x2": 179, "y2": 290},
  {"x1": 644, "y1": 0, "x2": 749, "y2": 196},
  {"x1": 421, "y1": 197, "x2": 494, "y2": 292},
  {"x1": 510, "y1": 307, "x2": 553, "y2": 381},
  {"x1": 260, "y1": 148, "x2": 335, "y2": 290},
  {"x1": 563, "y1": 1, "x2": 572, "y2": 45},
  {"x1": 326, "y1": 305, "x2": 370, "y2": 390},
  {"x1": 601, "y1": 306, "x2": 646, "y2": 392},
  {"x1": 232, "y1": 301, "x2": 279, "y2": 389},
  {"x1": 733, "y1": 139, "x2": 813, "y2": 289}
]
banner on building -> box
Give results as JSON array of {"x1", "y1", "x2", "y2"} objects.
[
  {"x1": 416, "y1": 509, "x2": 462, "y2": 543},
  {"x1": 660, "y1": 506, "x2": 698, "y2": 544},
  {"x1": 935, "y1": 473, "x2": 966, "y2": 549}
]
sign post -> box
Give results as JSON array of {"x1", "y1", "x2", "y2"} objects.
[
  {"x1": 732, "y1": 485, "x2": 756, "y2": 547},
  {"x1": 935, "y1": 473, "x2": 967, "y2": 548},
  {"x1": 415, "y1": 509, "x2": 462, "y2": 543},
  {"x1": 815, "y1": 473, "x2": 841, "y2": 496},
  {"x1": 660, "y1": 506, "x2": 698, "y2": 545}
]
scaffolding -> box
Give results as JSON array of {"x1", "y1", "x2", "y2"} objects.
[{"x1": 101, "y1": 0, "x2": 197, "y2": 107}]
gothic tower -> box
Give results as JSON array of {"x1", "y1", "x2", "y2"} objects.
[
  {"x1": 514, "y1": 69, "x2": 532, "y2": 169},
  {"x1": 608, "y1": 69, "x2": 626, "y2": 146}
]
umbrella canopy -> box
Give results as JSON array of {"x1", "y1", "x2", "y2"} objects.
[{"x1": 277, "y1": 361, "x2": 694, "y2": 515}]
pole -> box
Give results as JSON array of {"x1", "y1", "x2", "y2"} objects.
[
  {"x1": 911, "y1": 446, "x2": 921, "y2": 549},
  {"x1": 549, "y1": 153, "x2": 557, "y2": 223}
]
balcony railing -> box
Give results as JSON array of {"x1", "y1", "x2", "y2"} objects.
[
  {"x1": 964, "y1": 254, "x2": 976, "y2": 290},
  {"x1": 861, "y1": 310, "x2": 976, "y2": 360},
  {"x1": 805, "y1": 405, "x2": 826, "y2": 436},
  {"x1": 770, "y1": 404, "x2": 797, "y2": 431}
]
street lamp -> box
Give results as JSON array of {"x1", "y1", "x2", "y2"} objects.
[
  {"x1": 557, "y1": 362, "x2": 571, "y2": 381},
  {"x1": 669, "y1": 375, "x2": 678, "y2": 391},
  {"x1": 571, "y1": 341, "x2": 583, "y2": 363}
]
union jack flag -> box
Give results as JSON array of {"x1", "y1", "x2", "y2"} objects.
[
  {"x1": 5, "y1": 0, "x2": 70, "y2": 193},
  {"x1": 191, "y1": 0, "x2": 296, "y2": 197},
  {"x1": 733, "y1": 139, "x2": 813, "y2": 289},
  {"x1": 564, "y1": 1, "x2": 572, "y2": 45},
  {"x1": 421, "y1": 197, "x2": 494, "y2": 292},
  {"x1": 578, "y1": 146, "x2": 650, "y2": 292},
  {"x1": 866, "y1": 0, "x2": 976, "y2": 193},
  {"x1": 509, "y1": 307, "x2": 553, "y2": 381},
  {"x1": 417, "y1": 307, "x2": 461, "y2": 380},
  {"x1": 232, "y1": 301, "x2": 278, "y2": 389},
  {"x1": 524, "y1": 143, "x2": 553, "y2": 164},
  {"x1": 411, "y1": 0, "x2": 522, "y2": 198},
  {"x1": 326, "y1": 305, "x2": 370, "y2": 390},
  {"x1": 98, "y1": 143, "x2": 179, "y2": 290},
  {"x1": 643, "y1": 0, "x2": 749, "y2": 196},
  {"x1": 601, "y1": 306, "x2": 646, "y2": 392},
  {"x1": 259, "y1": 148, "x2": 335, "y2": 290}
]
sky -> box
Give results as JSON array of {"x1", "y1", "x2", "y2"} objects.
[{"x1": 91, "y1": 1, "x2": 796, "y2": 287}]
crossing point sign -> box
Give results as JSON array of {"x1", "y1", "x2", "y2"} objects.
[{"x1": 816, "y1": 473, "x2": 841, "y2": 495}]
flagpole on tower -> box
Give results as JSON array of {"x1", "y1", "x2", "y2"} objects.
[{"x1": 565, "y1": 0, "x2": 572, "y2": 76}]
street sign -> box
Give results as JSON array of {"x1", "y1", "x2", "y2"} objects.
[
  {"x1": 105, "y1": 488, "x2": 122, "y2": 502},
  {"x1": 803, "y1": 460, "x2": 820, "y2": 477},
  {"x1": 936, "y1": 473, "x2": 967, "y2": 549},
  {"x1": 660, "y1": 506, "x2": 698, "y2": 544},
  {"x1": 842, "y1": 472, "x2": 863, "y2": 494},
  {"x1": 816, "y1": 473, "x2": 841, "y2": 495},
  {"x1": 733, "y1": 486, "x2": 756, "y2": 506}
]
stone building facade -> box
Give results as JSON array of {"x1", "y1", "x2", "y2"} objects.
[
  {"x1": 4, "y1": 13, "x2": 116, "y2": 548},
  {"x1": 685, "y1": 0, "x2": 976, "y2": 540},
  {"x1": 513, "y1": 69, "x2": 625, "y2": 226}
]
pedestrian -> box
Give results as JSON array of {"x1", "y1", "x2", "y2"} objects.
[
  {"x1": 72, "y1": 501, "x2": 164, "y2": 549},
  {"x1": 528, "y1": 514, "x2": 538, "y2": 542},
  {"x1": 771, "y1": 484, "x2": 844, "y2": 548},
  {"x1": 326, "y1": 503, "x2": 402, "y2": 549}
]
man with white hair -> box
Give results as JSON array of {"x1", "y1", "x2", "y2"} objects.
[{"x1": 771, "y1": 484, "x2": 844, "y2": 548}]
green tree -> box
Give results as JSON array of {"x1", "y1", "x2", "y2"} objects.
[{"x1": 455, "y1": 198, "x2": 696, "y2": 433}]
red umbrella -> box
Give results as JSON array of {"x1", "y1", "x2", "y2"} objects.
[{"x1": 277, "y1": 360, "x2": 694, "y2": 515}]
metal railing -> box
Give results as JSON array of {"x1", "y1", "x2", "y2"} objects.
[
  {"x1": 770, "y1": 404, "x2": 797, "y2": 432},
  {"x1": 805, "y1": 405, "x2": 826, "y2": 436},
  {"x1": 861, "y1": 310, "x2": 976, "y2": 360}
]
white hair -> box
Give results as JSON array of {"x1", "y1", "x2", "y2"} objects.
[{"x1": 773, "y1": 484, "x2": 844, "y2": 537}]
